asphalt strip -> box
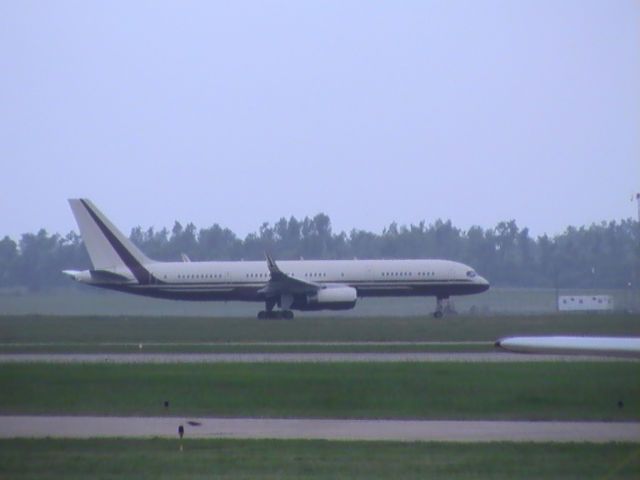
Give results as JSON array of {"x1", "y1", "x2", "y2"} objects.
[
  {"x1": 0, "y1": 352, "x2": 635, "y2": 363},
  {"x1": 1, "y1": 416, "x2": 638, "y2": 443}
]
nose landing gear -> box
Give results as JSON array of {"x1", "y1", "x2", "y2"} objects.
[{"x1": 433, "y1": 296, "x2": 449, "y2": 318}]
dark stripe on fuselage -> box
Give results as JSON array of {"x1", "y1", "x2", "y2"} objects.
[
  {"x1": 80, "y1": 199, "x2": 157, "y2": 285},
  {"x1": 128, "y1": 278, "x2": 475, "y2": 290},
  {"x1": 108, "y1": 279, "x2": 486, "y2": 301}
]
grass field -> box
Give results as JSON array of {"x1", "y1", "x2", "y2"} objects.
[
  {"x1": 0, "y1": 286, "x2": 636, "y2": 316},
  {"x1": 2, "y1": 313, "x2": 639, "y2": 476},
  {"x1": 1, "y1": 313, "x2": 638, "y2": 347},
  {"x1": 1, "y1": 439, "x2": 638, "y2": 480},
  {"x1": 1, "y1": 362, "x2": 638, "y2": 420},
  {"x1": 0, "y1": 342, "x2": 492, "y2": 354}
]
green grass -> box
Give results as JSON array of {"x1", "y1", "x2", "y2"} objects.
[
  {"x1": 1, "y1": 439, "x2": 639, "y2": 479},
  {"x1": 1, "y1": 286, "x2": 636, "y2": 316},
  {"x1": 0, "y1": 342, "x2": 492, "y2": 354},
  {"x1": 1, "y1": 313, "x2": 638, "y2": 345},
  {"x1": 1, "y1": 363, "x2": 638, "y2": 420}
]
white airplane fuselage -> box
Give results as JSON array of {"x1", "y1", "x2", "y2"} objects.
[
  {"x1": 64, "y1": 199, "x2": 489, "y2": 317},
  {"x1": 71, "y1": 258, "x2": 489, "y2": 303}
]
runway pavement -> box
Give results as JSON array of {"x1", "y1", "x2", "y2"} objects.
[
  {"x1": 0, "y1": 352, "x2": 634, "y2": 363},
  {"x1": 1, "y1": 416, "x2": 638, "y2": 442}
]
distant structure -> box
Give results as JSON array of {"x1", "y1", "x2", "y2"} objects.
[
  {"x1": 633, "y1": 193, "x2": 640, "y2": 222},
  {"x1": 558, "y1": 295, "x2": 613, "y2": 312}
]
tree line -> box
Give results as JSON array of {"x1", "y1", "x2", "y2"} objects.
[{"x1": 0, "y1": 215, "x2": 638, "y2": 291}]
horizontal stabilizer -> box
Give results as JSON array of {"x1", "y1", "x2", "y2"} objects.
[
  {"x1": 89, "y1": 270, "x2": 132, "y2": 283},
  {"x1": 62, "y1": 270, "x2": 81, "y2": 279}
]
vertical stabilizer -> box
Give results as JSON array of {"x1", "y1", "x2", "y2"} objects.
[{"x1": 68, "y1": 199, "x2": 152, "y2": 281}]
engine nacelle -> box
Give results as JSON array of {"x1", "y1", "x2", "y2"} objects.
[{"x1": 297, "y1": 286, "x2": 358, "y2": 311}]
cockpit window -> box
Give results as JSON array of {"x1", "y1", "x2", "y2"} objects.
[{"x1": 466, "y1": 270, "x2": 477, "y2": 278}]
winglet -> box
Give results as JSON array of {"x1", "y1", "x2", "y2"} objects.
[{"x1": 265, "y1": 252, "x2": 282, "y2": 276}]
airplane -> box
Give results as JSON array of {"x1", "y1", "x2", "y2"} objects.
[
  {"x1": 63, "y1": 199, "x2": 490, "y2": 319},
  {"x1": 495, "y1": 336, "x2": 640, "y2": 358}
]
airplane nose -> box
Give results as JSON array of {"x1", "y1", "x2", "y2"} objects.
[{"x1": 476, "y1": 276, "x2": 490, "y2": 292}]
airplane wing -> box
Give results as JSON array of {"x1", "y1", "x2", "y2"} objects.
[{"x1": 258, "y1": 253, "x2": 320, "y2": 296}]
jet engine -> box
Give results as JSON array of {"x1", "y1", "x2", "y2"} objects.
[{"x1": 296, "y1": 285, "x2": 357, "y2": 311}]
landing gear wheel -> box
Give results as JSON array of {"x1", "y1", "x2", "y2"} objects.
[{"x1": 258, "y1": 310, "x2": 294, "y2": 320}]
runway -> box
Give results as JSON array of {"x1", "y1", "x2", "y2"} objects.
[
  {"x1": 0, "y1": 352, "x2": 633, "y2": 363},
  {"x1": 1, "y1": 416, "x2": 638, "y2": 442}
]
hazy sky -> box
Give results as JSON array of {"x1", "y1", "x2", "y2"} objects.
[{"x1": 1, "y1": 1, "x2": 638, "y2": 241}]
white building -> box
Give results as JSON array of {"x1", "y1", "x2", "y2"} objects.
[{"x1": 558, "y1": 295, "x2": 613, "y2": 312}]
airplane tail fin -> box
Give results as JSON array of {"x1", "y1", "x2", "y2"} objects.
[{"x1": 68, "y1": 199, "x2": 153, "y2": 282}]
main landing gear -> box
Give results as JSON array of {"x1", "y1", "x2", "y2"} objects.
[
  {"x1": 257, "y1": 298, "x2": 294, "y2": 320},
  {"x1": 257, "y1": 310, "x2": 294, "y2": 320}
]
